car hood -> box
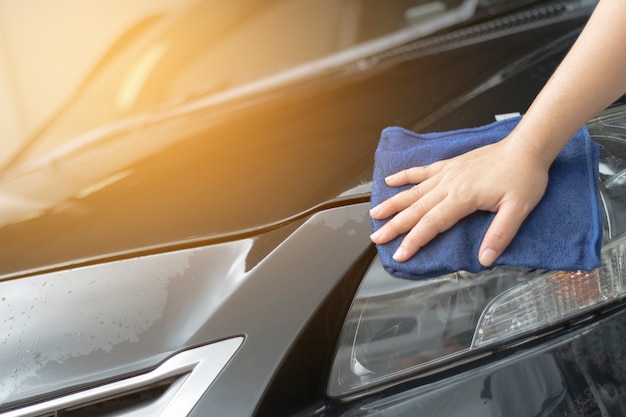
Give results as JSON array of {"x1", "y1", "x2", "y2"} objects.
[{"x1": 0, "y1": 2, "x2": 591, "y2": 278}]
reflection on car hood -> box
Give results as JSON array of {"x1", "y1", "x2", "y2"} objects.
[{"x1": 0, "y1": 2, "x2": 593, "y2": 278}]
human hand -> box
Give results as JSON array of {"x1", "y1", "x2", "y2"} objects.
[{"x1": 369, "y1": 138, "x2": 551, "y2": 267}]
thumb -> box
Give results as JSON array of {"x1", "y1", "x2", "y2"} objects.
[{"x1": 478, "y1": 205, "x2": 529, "y2": 267}]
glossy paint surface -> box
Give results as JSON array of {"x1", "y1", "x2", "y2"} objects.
[
  {"x1": 0, "y1": 240, "x2": 247, "y2": 407},
  {"x1": 0, "y1": 1, "x2": 593, "y2": 277}
]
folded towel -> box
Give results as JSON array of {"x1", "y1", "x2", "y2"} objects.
[{"x1": 371, "y1": 116, "x2": 603, "y2": 280}]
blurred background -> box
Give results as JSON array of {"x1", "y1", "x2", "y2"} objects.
[{"x1": 0, "y1": 0, "x2": 194, "y2": 165}]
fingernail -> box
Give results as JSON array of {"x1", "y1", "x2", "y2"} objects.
[
  {"x1": 369, "y1": 206, "x2": 381, "y2": 217},
  {"x1": 384, "y1": 174, "x2": 395, "y2": 183},
  {"x1": 479, "y1": 248, "x2": 498, "y2": 267},
  {"x1": 393, "y1": 246, "x2": 405, "y2": 261},
  {"x1": 370, "y1": 230, "x2": 381, "y2": 241}
]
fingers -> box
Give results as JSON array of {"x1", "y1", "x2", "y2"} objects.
[
  {"x1": 370, "y1": 161, "x2": 472, "y2": 261},
  {"x1": 370, "y1": 165, "x2": 440, "y2": 220},
  {"x1": 390, "y1": 197, "x2": 474, "y2": 262},
  {"x1": 371, "y1": 185, "x2": 476, "y2": 262},
  {"x1": 374, "y1": 199, "x2": 531, "y2": 266},
  {"x1": 384, "y1": 165, "x2": 433, "y2": 187},
  {"x1": 370, "y1": 179, "x2": 436, "y2": 220},
  {"x1": 478, "y1": 204, "x2": 529, "y2": 267},
  {"x1": 370, "y1": 190, "x2": 439, "y2": 245}
]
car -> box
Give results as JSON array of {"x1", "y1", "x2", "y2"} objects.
[{"x1": 2, "y1": 0, "x2": 626, "y2": 416}]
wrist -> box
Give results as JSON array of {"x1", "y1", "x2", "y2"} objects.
[{"x1": 500, "y1": 128, "x2": 557, "y2": 171}]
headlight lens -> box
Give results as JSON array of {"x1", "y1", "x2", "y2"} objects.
[
  {"x1": 328, "y1": 106, "x2": 626, "y2": 399},
  {"x1": 474, "y1": 244, "x2": 625, "y2": 347}
]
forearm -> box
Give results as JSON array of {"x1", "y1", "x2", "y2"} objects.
[{"x1": 506, "y1": 0, "x2": 626, "y2": 165}]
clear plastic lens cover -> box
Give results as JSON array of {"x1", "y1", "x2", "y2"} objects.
[
  {"x1": 328, "y1": 105, "x2": 626, "y2": 399},
  {"x1": 328, "y1": 259, "x2": 542, "y2": 397}
]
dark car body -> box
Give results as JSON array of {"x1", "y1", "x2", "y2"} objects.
[{"x1": 2, "y1": 0, "x2": 626, "y2": 416}]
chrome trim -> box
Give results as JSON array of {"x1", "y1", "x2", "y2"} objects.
[{"x1": 2, "y1": 337, "x2": 243, "y2": 417}]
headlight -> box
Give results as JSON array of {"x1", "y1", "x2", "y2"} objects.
[{"x1": 328, "y1": 105, "x2": 626, "y2": 399}]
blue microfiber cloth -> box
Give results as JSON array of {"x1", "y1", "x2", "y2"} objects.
[{"x1": 371, "y1": 116, "x2": 603, "y2": 280}]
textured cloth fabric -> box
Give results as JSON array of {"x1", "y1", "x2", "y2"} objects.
[{"x1": 371, "y1": 116, "x2": 603, "y2": 280}]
